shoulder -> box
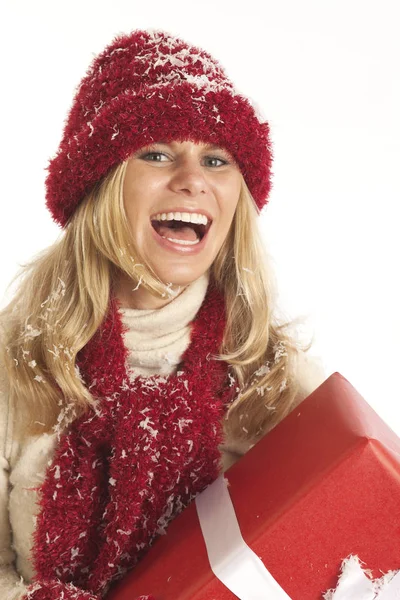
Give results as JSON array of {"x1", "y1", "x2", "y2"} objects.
[
  {"x1": 0, "y1": 319, "x2": 23, "y2": 464},
  {"x1": 0, "y1": 324, "x2": 12, "y2": 461}
]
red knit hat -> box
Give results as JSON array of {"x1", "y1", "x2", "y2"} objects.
[{"x1": 45, "y1": 29, "x2": 274, "y2": 228}]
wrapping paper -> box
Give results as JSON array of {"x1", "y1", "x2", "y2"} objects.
[
  {"x1": 195, "y1": 474, "x2": 291, "y2": 599},
  {"x1": 107, "y1": 372, "x2": 400, "y2": 599}
]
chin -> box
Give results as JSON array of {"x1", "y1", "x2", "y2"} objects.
[{"x1": 157, "y1": 268, "x2": 210, "y2": 289}]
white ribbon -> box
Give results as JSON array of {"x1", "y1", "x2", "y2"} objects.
[
  {"x1": 325, "y1": 556, "x2": 400, "y2": 600},
  {"x1": 195, "y1": 474, "x2": 292, "y2": 600},
  {"x1": 377, "y1": 572, "x2": 400, "y2": 599},
  {"x1": 195, "y1": 476, "x2": 400, "y2": 600}
]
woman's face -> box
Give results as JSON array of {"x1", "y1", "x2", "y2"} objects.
[{"x1": 123, "y1": 139, "x2": 242, "y2": 288}]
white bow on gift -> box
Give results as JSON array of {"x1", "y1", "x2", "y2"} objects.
[
  {"x1": 195, "y1": 475, "x2": 400, "y2": 600},
  {"x1": 323, "y1": 555, "x2": 400, "y2": 600}
]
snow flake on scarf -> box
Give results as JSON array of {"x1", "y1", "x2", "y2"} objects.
[{"x1": 29, "y1": 280, "x2": 237, "y2": 598}]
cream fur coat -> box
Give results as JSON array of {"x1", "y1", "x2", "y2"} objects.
[{"x1": 0, "y1": 275, "x2": 327, "y2": 599}]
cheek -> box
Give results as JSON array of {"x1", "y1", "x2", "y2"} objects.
[
  {"x1": 224, "y1": 185, "x2": 241, "y2": 222},
  {"x1": 123, "y1": 170, "x2": 163, "y2": 219},
  {"x1": 227, "y1": 175, "x2": 241, "y2": 202},
  {"x1": 123, "y1": 181, "x2": 146, "y2": 227},
  {"x1": 123, "y1": 196, "x2": 136, "y2": 227}
]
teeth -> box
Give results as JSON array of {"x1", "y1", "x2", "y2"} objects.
[{"x1": 153, "y1": 211, "x2": 208, "y2": 226}]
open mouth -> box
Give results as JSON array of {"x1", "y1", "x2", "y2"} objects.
[{"x1": 151, "y1": 218, "x2": 211, "y2": 245}]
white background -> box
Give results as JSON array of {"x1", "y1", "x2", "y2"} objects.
[{"x1": 1, "y1": 1, "x2": 399, "y2": 433}]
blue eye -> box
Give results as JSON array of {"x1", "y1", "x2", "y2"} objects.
[
  {"x1": 142, "y1": 152, "x2": 168, "y2": 162},
  {"x1": 205, "y1": 156, "x2": 228, "y2": 167},
  {"x1": 140, "y1": 151, "x2": 228, "y2": 167}
]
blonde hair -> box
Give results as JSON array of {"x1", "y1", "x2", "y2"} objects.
[{"x1": 0, "y1": 160, "x2": 312, "y2": 444}]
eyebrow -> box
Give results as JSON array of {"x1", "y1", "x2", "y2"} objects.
[{"x1": 155, "y1": 141, "x2": 228, "y2": 152}]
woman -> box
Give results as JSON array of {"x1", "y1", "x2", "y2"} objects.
[{"x1": 0, "y1": 29, "x2": 325, "y2": 600}]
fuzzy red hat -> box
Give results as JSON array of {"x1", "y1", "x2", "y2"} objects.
[{"x1": 45, "y1": 29, "x2": 274, "y2": 228}]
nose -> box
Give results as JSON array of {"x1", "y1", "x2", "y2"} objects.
[{"x1": 169, "y1": 155, "x2": 208, "y2": 196}]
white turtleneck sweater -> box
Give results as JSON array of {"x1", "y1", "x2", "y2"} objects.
[
  {"x1": 0, "y1": 272, "x2": 326, "y2": 599},
  {"x1": 119, "y1": 272, "x2": 209, "y2": 379}
]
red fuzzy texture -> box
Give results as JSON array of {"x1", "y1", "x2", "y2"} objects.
[
  {"x1": 25, "y1": 279, "x2": 236, "y2": 599},
  {"x1": 45, "y1": 29, "x2": 274, "y2": 227},
  {"x1": 24, "y1": 580, "x2": 100, "y2": 600},
  {"x1": 24, "y1": 580, "x2": 154, "y2": 600}
]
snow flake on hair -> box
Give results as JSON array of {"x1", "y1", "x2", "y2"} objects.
[
  {"x1": 22, "y1": 322, "x2": 42, "y2": 341},
  {"x1": 253, "y1": 363, "x2": 271, "y2": 378},
  {"x1": 273, "y1": 340, "x2": 288, "y2": 363}
]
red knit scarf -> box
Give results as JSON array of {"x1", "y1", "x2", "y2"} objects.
[{"x1": 25, "y1": 280, "x2": 236, "y2": 600}]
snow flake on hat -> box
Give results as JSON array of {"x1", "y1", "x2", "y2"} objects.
[{"x1": 132, "y1": 29, "x2": 237, "y2": 96}]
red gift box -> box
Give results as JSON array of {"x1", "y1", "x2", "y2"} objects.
[{"x1": 107, "y1": 372, "x2": 400, "y2": 599}]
